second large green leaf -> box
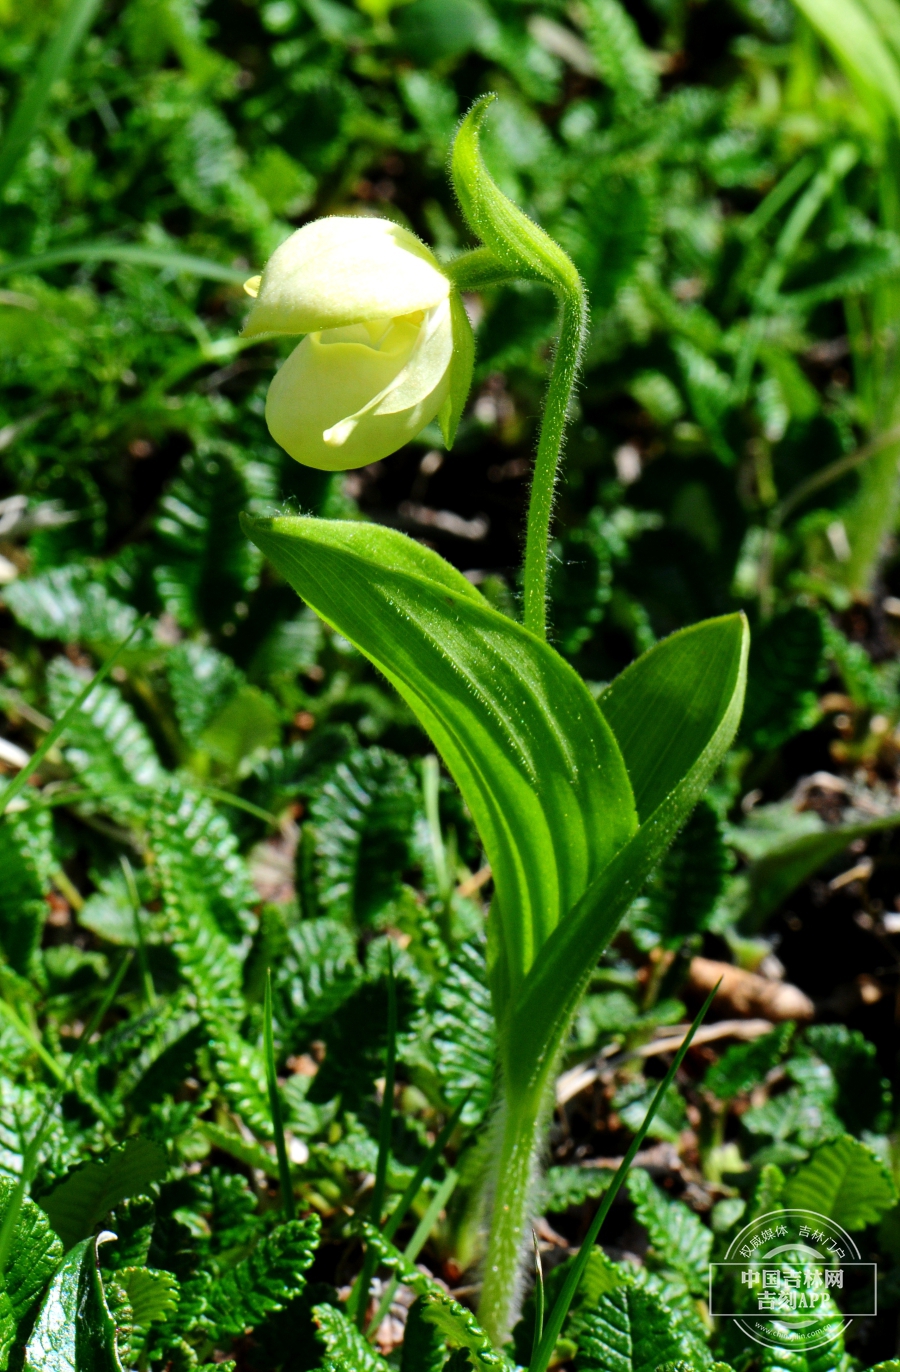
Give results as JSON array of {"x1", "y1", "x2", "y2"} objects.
[{"x1": 242, "y1": 514, "x2": 637, "y2": 1019}]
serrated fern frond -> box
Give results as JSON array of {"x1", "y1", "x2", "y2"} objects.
[
  {"x1": 203, "y1": 1215, "x2": 320, "y2": 1338},
  {"x1": 309, "y1": 747, "x2": 418, "y2": 926},
  {"x1": 47, "y1": 657, "x2": 163, "y2": 811},
  {"x1": 4, "y1": 565, "x2": 147, "y2": 651},
  {"x1": 0, "y1": 792, "x2": 55, "y2": 973}
]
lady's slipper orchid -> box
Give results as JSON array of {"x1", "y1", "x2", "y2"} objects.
[{"x1": 243, "y1": 217, "x2": 473, "y2": 470}]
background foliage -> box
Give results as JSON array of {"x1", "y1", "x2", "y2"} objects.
[{"x1": 5, "y1": 0, "x2": 900, "y2": 1368}]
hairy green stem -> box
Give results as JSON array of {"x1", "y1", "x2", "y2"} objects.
[
  {"x1": 443, "y1": 246, "x2": 517, "y2": 292},
  {"x1": 523, "y1": 287, "x2": 587, "y2": 639},
  {"x1": 477, "y1": 1083, "x2": 549, "y2": 1346}
]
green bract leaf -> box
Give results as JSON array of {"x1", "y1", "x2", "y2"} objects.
[
  {"x1": 26, "y1": 1236, "x2": 123, "y2": 1372},
  {"x1": 439, "y1": 289, "x2": 476, "y2": 449},
  {"x1": 783, "y1": 1134, "x2": 897, "y2": 1229},
  {"x1": 241, "y1": 514, "x2": 637, "y2": 1029},
  {"x1": 791, "y1": 0, "x2": 900, "y2": 128},
  {"x1": 451, "y1": 96, "x2": 581, "y2": 299},
  {"x1": 39, "y1": 1139, "x2": 167, "y2": 1251}
]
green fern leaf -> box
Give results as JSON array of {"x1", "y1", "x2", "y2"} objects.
[
  {"x1": 273, "y1": 917, "x2": 361, "y2": 1033},
  {"x1": 47, "y1": 657, "x2": 163, "y2": 809},
  {"x1": 313, "y1": 1303, "x2": 390, "y2": 1372},
  {"x1": 150, "y1": 777, "x2": 257, "y2": 943},
  {"x1": 114, "y1": 1007, "x2": 205, "y2": 1111},
  {"x1": 4, "y1": 565, "x2": 147, "y2": 651},
  {"x1": 166, "y1": 641, "x2": 243, "y2": 747},
  {"x1": 153, "y1": 452, "x2": 259, "y2": 633},
  {"x1": 625, "y1": 1170, "x2": 712, "y2": 1296},
  {"x1": 0, "y1": 790, "x2": 55, "y2": 974},
  {"x1": 703, "y1": 1023, "x2": 794, "y2": 1102},
  {"x1": 428, "y1": 941, "x2": 495, "y2": 1126},
  {"x1": 401, "y1": 1296, "x2": 446, "y2": 1372},
  {"x1": 540, "y1": 1167, "x2": 612, "y2": 1213},
  {"x1": 740, "y1": 607, "x2": 825, "y2": 751},
  {"x1": 108, "y1": 1265, "x2": 179, "y2": 1331},
  {"x1": 630, "y1": 799, "x2": 731, "y2": 948},
  {"x1": 358, "y1": 1227, "x2": 506, "y2": 1372},
  {"x1": 99, "y1": 1196, "x2": 156, "y2": 1271},
  {"x1": 251, "y1": 609, "x2": 323, "y2": 680},
  {"x1": 783, "y1": 1134, "x2": 897, "y2": 1229},
  {"x1": 309, "y1": 747, "x2": 418, "y2": 926},
  {"x1": 206, "y1": 1022, "x2": 271, "y2": 1139},
  {"x1": 803, "y1": 1024, "x2": 893, "y2": 1135},
  {"x1": 203, "y1": 1215, "x2": 320, "y2": 1338},
  {"x1": 576, "y1": 0, "x2": 658, "y2": 108},
  {"x1": 148, "y1": 780, "x2": 255, "y2": 1022}
]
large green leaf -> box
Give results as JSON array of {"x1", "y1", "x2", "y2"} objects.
[
  {"x1": 0, "y1": 1181, "x2": 63, "y2": 1319},
  {"x1": 791, "y1": 0, "x2": 900, "y2": 128},
  {"x1": 241, "y1": 514, "x2": 637, "y2": 1026},
  {"x1": 507, "y1": 614, "x2": 747, "y2": 1095},
  {"x1": 783, "y1": 1134, "x2": 897, "y2": 1229},
  {"x1": 0, "y1": 1179, "x2": 63, "y2": 1370},
  {"x1": 39, "y1": 1140, "x2": 167, "y2": 1252},
  {"x1": 25, "y1": 1236, "x2": 123, "y2": 1372}
]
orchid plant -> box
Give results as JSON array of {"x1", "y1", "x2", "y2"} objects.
[{"x1": 240, "y1": 97, "x2": 749, "y2": 1345}]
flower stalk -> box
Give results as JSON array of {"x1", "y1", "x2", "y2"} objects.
[
  {"x1": 523, "y1": 285, "x2": 587, "y2": 638},
  {"x1": 241, "y1": 95, "x2": 749, "y2": 1357}
]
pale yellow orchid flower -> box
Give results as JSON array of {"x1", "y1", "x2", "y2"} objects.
[{"x1": 242, "y1": 217, "x2": 473, "y2": 470}]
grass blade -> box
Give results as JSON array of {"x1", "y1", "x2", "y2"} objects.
[
  {"x1": 531, "y1": 1231, "x2": 544, "y2": 1365},
  {"x1": 528, "y1": 980, "x2": 720, "y2": 1372},
  {"x1": 0, "y1": 1000, "x2": 64, "y2": 1082},
  {"x1": 264, "y1": 968, "x2": 295, "y2": 1221},
  {"x1": 371, "y1": 946, "x2": 397, "y2": 1231},
  {"x1": 121, "y1": 856, "x2": 155, "y2": 1008},
  {"x1": 1, "y1": 616, "x2": 148, "y2": 817},
  {"x1": 348, "y1": 947, "x2": 398, "y2": 1326},
  {"x1": 383, "y1": 1093, "x2": 468, "y2": 1244},
  {"x1": 0, "y1": 0, "x2": 103, "y2": 196},
  {"x1": 366, "y1": 1168, "x2": 459, "y2": 1338},
  {"x1": 0, "y1": 243, "x2": 249, "y2": 285},
  {"x1": 0, "y1": 950, "x2": 133, "y2": 1273},
  {"x1": 363, "y1": 1095, "x2": 468, "y2": 1336}
]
